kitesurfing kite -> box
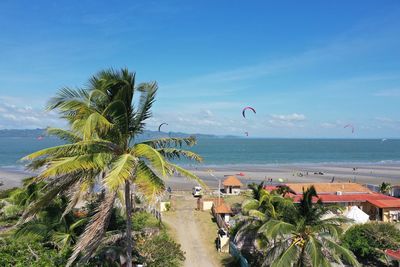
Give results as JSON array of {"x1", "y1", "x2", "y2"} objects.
[
  {"x1": 242, "y1": 106, "x2": 256, "y2": 118},
  {"x1": 244, "y1": 132, "x2": 249, "y2": 137},
  {"x1": 158, "y1": 123, "x2": 168, "y2": 132},
  {"x1": 344, "y1": 124, "x2": 355, "y2": 133}
]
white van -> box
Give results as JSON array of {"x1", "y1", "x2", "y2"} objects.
[{"x1": 192, "y1": 186, "x2": 202, "y2": 197}]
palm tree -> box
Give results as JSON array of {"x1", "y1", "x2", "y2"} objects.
[
  {"x1": 248, "y1": 182, "x2": 265, "y2": 200},
  {"x1": 379, "y1": 182, "x2": 392, "y2": 195},
  {"x1": 22, "y1": 68, "x2": 204, "y2": 266},
  {"x1": 258, "y1": 186, "x2": 359, "y2": 267}
]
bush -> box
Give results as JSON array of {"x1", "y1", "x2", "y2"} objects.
[
  {"x1": 135, "y1": 232, "x2": 185, "y2": 267},
  {"x1": 132, "y1": 211, "x2": 161, "y2": 231},
  {"x1": 0, "y1": 238, "x2": 67, "y2": 266},
  {"x1": 342, "y1": 222, "x2": 400, "y2": 262}
]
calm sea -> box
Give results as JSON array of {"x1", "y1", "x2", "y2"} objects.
[{"x1": 0, "y1": 137, "x2": 399, "y2": 169}]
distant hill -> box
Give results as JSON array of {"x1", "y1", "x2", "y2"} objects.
[{"x1": 0, "y1": 129, "x2": 227, "y2": 139}]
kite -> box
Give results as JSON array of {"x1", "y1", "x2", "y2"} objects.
[
  {"x1": 244, "y1": 132, "x2": 249, "y2": 137},
  {"x1": 344, "y1": 124, "x2": 355, "y2": 133},
  {"x1": 242, "y1": 106, "x2": 256, "y2": 118},
  {"x1": 158, "y1": 123, "x2": 168, "y2": 132}
]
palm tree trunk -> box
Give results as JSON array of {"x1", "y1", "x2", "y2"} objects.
[{"x1": 125, "y1": 180, "x2": 133, "y2": 267}]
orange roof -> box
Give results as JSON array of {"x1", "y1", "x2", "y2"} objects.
[
  {"x1": 223, "y1": 176, "x2": 243, "y2": 187},
  {"x1": 286, "y1": 183, "x2": 371, "y2": 194},
  {"x1": 214, "y1": 202, "x2": 232, "y2": 214},
  {"x1": 367, "y1": 199, "x2": 400, "y2": 208}
]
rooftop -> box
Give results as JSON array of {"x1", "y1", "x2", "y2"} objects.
[
  {"x1": 386, "y1": 249, "x2": 400, "y2": 260},
  {"x1": 214, "y1": 202, "x2": 232, "y2": 214},
  {"x1": 367, "y1": 199, "x2": 400, "y2": 208},
  {"x1": 223, "y1": 176, "x2": 243, "y2": 187},
  {"x1": 286, "y1": 183, "x2": 371, "y2": 194}
]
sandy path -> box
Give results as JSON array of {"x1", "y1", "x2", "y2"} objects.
[{"x1": 163, "y1": 193, "x2": 218, "y2": 267}]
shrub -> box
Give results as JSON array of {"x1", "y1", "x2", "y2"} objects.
[
  {"x1": 132, "y1": 211, "x2": 161, "y2": 231},
  {"x1": 135, "y1": 232, "x2": 185, "y2": 267},
  {"x1": 0, "y1": 238, "x2": 67, "y2": 266},
  {"x1": 342, "y1": 222, "x2": 400, "y2": 262}
]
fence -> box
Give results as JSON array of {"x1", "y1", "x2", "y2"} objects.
[{"x1": 229, "y1": 242, "x2": 249, "y2": 267}]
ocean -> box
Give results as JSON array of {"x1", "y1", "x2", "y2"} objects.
[{"x1": 0, "y1": 137, "x2": 399, "y2": 169}]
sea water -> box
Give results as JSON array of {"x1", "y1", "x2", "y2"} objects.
[{"x1": 0, "y1": 137, "x2": 399, "y2": 168}]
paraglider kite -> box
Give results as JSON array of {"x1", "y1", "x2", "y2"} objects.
[
  {"x1": 242, "y1": 106, "x2": 256, "y2": 118},
  {"x1": 344, "y1": 124, "x2": 355, "y2": 134},
  {"x1": 158, "y1": 123, "x2": 168, "y2": 132}
]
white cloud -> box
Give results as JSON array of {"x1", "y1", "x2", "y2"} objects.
[
  {"x1": 0, "y1": 101, "x2": 64, "y2": 129},
  {"x1": 374, "y1": 89, "x2": 400, "y2": 97},
  {"x1": 270, "y1": 113, "x2": 306, "y2": 122}
]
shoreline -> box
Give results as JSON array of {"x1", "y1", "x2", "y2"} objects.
[{"x1": 1, "y1": 162, "x2": 399, "y2": 191}]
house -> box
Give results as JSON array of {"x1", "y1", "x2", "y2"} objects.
[
  {"x1": 266, "y1": 183, "x2": 400, "y2": 222},
  {"x1": 223, "y1": 175, "x2": 243, "y2": 195},
  {"x1": 199, "y1": 197, "x2": 225, "y2": 211},
  {"x1": 214, "y1": 202, "x2": 233, "y2": 223}
]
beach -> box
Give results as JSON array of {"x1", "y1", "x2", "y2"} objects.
[
  {"x1": 1, "y1": 163, "x2": 399, "y2": 191},
  {"x1": 165, "y1": 163, "x2": 400, "y2": 190}
]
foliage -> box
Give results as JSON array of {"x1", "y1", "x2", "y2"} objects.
[
  {"x1": 342, "y1": 222, "x2": 400, "y2": 262},
  {"x1": 379, "y1": 182, "x2": 392, "y2": 195},
  {"x1": 134, "y1": 232, "x2": 185, "y2": 267},
  {"x1": 131, "y1": 211, "x2": 161, "y2": 231},
  {"x1": 0, "y1": 237, "x2": 68, "y2": 266},
  {"x1": 234, "y1": 186, "x2": 359, "y2": 267}
]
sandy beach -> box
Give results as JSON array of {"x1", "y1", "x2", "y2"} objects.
[
  {"x1": 164, "y1": 163, "x2": 400, "y2": 190},
  {"x1": 1, "y1": 163, "x2": 399, "y2": 191}
]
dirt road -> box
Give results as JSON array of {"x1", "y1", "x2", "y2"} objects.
[{"x1": 163, "y1": 192, "x2": 219, "y2": 267}]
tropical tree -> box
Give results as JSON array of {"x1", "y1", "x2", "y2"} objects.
[
  {"x1": 248, "y1": 182, "x2": 265, "y2": 200},
  {"x1": 22, "y1": 68, "x2": 204, "y2": 266},
  {"x1": 379, "y1": 182, "x2": 392, "y2": 195},
  {"x1": 258, "y1": 186, "x2": 359, "y2": 267}
]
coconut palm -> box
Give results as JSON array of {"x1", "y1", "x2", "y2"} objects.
[
  {"x1": 22, "y1": 68, "x2": 204, "y2": 266},
  {"x1": 258, "y1": 186, "x2": 359, "y2": 267},
  {"x1": 379, "y1": 182, "x2": 392, "y2": 195}
]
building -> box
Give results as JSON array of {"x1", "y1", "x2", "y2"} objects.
[
  {"x1": 214, "y1": 202, "x2": 233, "y2": 223},
  {"x1": 223, "y1": 175, "x2": 243, "y2": 195},
  {"x1": 266, "y1": 183, "x2": 400, "y2": 222}
]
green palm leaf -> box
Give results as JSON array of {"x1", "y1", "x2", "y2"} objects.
[
  {"x1": 133, "y1": 143, "x2": 167, "y2": 177},
  {"x1": 104, "y1": 153, "x2": 137, "y2": 190}
]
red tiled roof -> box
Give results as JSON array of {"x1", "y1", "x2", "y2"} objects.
[
  {"x1": 291, "y1": 192, "x2": 397, "y2": 204},
  {"x1": 367, "y1": 199, "x2": 400, "y2": 208},
  {"x1": 223, "y1": 176, "x2": 243, "y2": 187},
  {"x1": 386, "y1": 249, "x2": 400, "y2": 260},
  {"x1": 214, "y1": 202, "x2": 232, "y2": 214}
]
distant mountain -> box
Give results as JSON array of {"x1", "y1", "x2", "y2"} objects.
[
  {"x1": 0, "y1": 129, "x2": 225, "y2": 139},
  {"x1": 0, "y1": 129, "x2": 46, "y2": 138}
]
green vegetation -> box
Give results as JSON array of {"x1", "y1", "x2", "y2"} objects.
[
  {"x1": 233, "y1": 183, "x2": 359, "y2": 267},
  {"x1": 342, "y1": 222, "x2": 400, "y2": 265},
  {"x1": 0, "y1": 68, "x2": 203, "y2": 266},
  {"x1": 379, "y1": 182, "x2": 392, "y2": 195}
]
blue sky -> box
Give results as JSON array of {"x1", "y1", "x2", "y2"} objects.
[{"x1": 0, "y1": 1, "x2": 400, "y2": 138}]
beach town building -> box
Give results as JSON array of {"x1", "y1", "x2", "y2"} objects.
[
  {"x1": 266, "y1": 183, "x2": 400, "y2": 222},
  {"x1": 214, "y1": 202, "x2": 233, "y2": 223},
  {"x1": 222, "y1": 175, "x2": 243, "y2": 195}
]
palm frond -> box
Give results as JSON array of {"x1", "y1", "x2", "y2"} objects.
[
  {"x1": 270, "y1": 240, "x2": 299, "y2": 267},
  {"x1": 67, "y1": 191, "x2": 116, "y2": 266},
  {"x1": 46, "y1": 127, "x2": 82, "y2": 143},
  {"x1": 141, "y1": 136, "x2": 197, "y2": 149},
  {"x1": 103, "y1": 153, "x2": 137, "y2": 190},
  {"x1": 305, "y1": 235, "x2": 323, "y2": 267},
  {"x1": 135, "y1": 161, "x2": 166, "y2": 199},
  {"x1": 323, "y1": 237, "x2": 360, "y2": 267},
  {"x1": 258, "y1": 219, "x2": 295, "y2": 238},
  {"x1": 133, "y1": 143, "x2": 167, "y2": 177},
  {"x1": 131, "y1": 82, "x2": 157, "y2": 133},
  {"x1": 157, "y1": 148, "x2": 203, "y2": 162}
]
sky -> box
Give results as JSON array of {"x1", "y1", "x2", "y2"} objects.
[{"x1": 0, "y1": 1, "x2": 400, "y2": 138}]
